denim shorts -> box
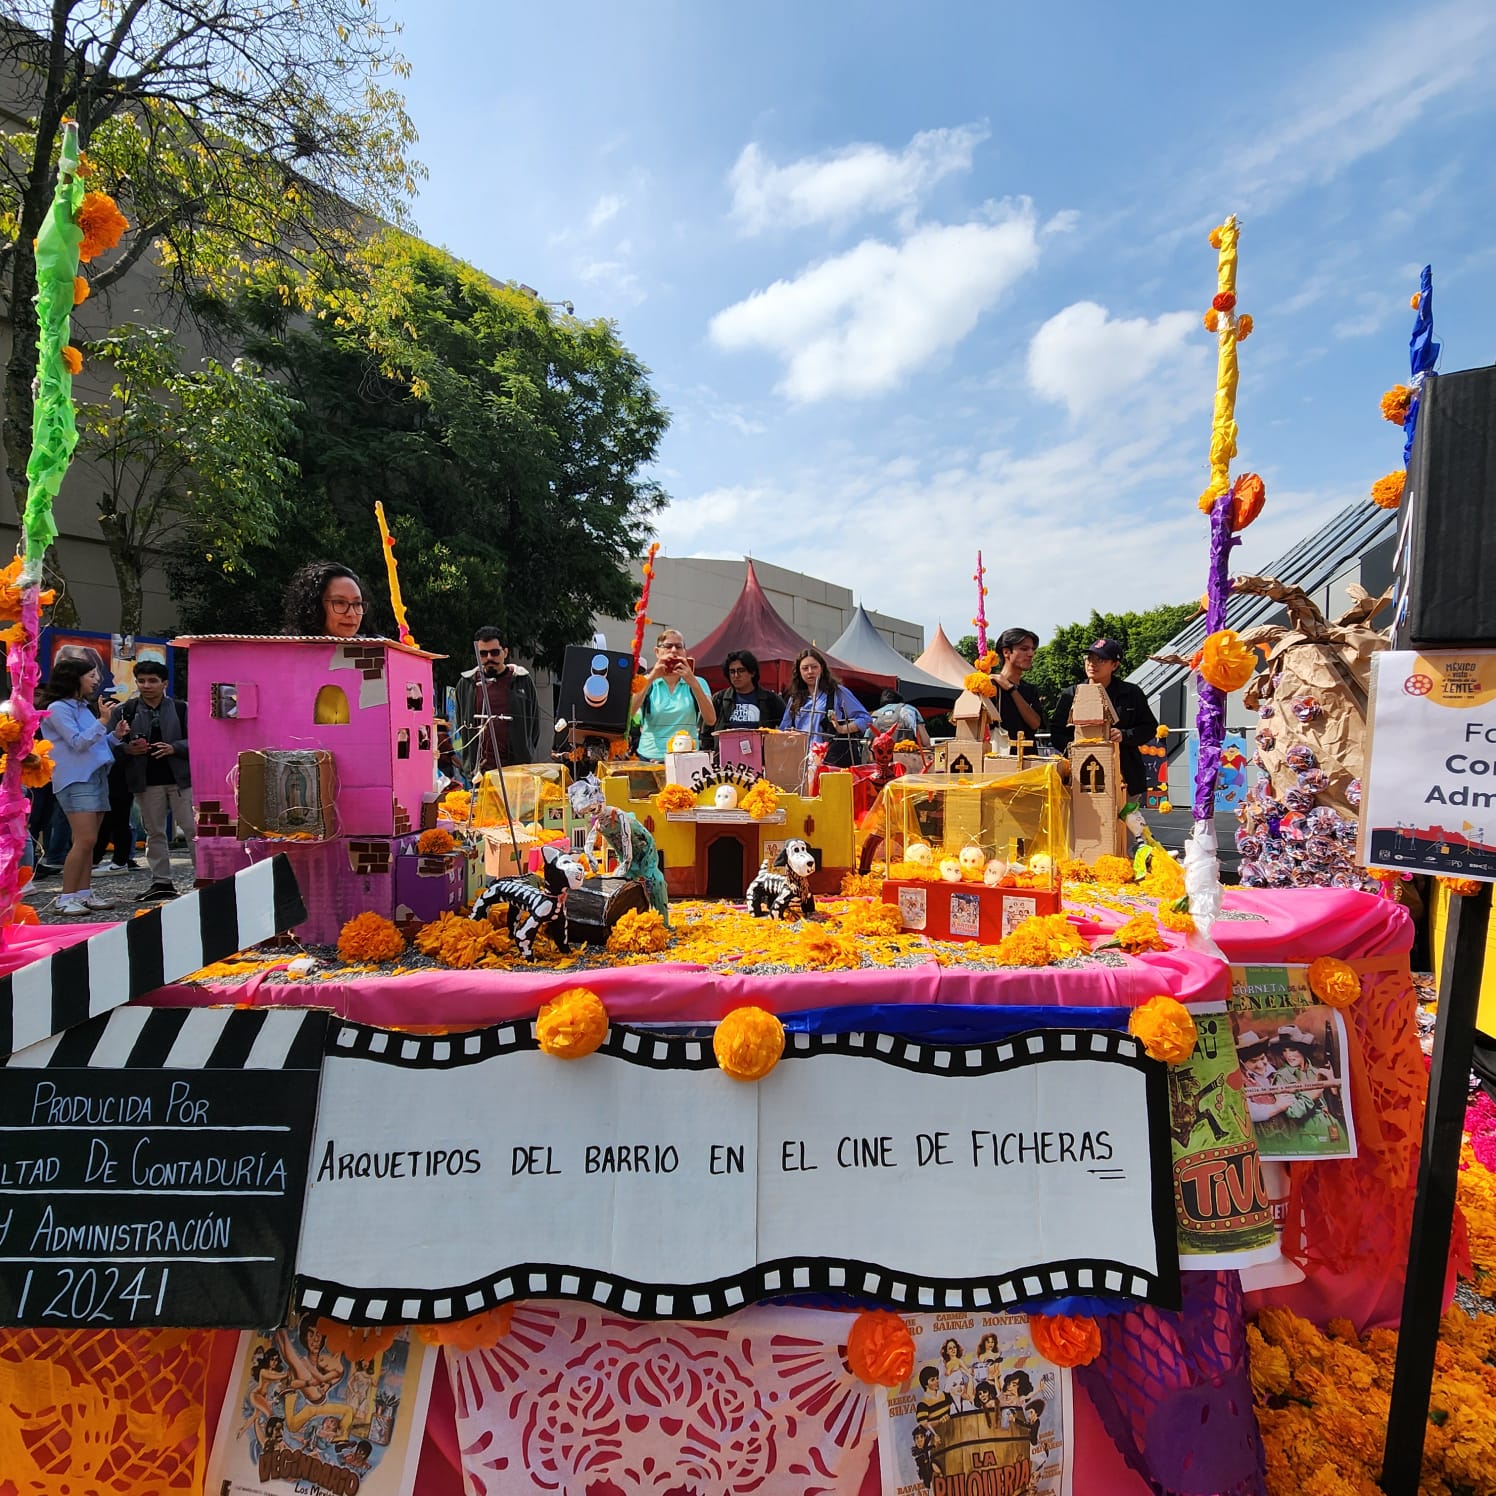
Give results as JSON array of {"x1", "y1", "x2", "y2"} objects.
[{"x1": 55, "y1": 765, "x2": 110, "y2": 814}]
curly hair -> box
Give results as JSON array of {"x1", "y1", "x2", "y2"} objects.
[{"x1": 281, "y1": 560, "x2": 366, "y2": 636}]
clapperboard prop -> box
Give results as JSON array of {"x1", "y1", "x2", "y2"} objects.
[
  {"x1": 294, "y1": 1019, "x2": 1179, "y2": 1325},
  {"x1": 0, "y1": 1004, "x2": 328, "y2": 1327},
  {"x1": 0, "y1": 854, "x2": 304, "y2": 1059}
]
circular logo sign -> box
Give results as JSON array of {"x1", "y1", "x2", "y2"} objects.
[{"x1": 1403, "y1": 673, "x2": 1434, "y2": 697}]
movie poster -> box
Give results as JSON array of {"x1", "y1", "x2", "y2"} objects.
[
  {"x1": 204, "y1": 1320, "x2": 435, "y2": 1496},
  {"x1": 1228, "y1": 966, "x2": 1358, "y2": 1162},
  {"x1": 878, "y1": 1311, "x2": 1072, "y2": 1496}
]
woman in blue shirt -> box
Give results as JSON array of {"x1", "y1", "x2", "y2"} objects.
[
  {"x1": 779, "y1": 647, "x2": 870, "y2": 768},
  {"x1": 42, "y1": 656, "x2": 130, "y2": 914}
]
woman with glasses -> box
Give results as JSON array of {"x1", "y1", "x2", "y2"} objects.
[
  {"x1": 706, "y1": 649, "x2": 786, "y2": 750},
  {"x1": 630, "y1": 627, "x2": 716, "y2": 760},
  {"x1": 280, "y1": 561, "x2": 370, "y2": 639}
]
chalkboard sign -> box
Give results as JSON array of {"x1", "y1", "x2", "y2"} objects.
[{"x1": 0, "y1": 1005, "x2": 327, "y2": 1328}]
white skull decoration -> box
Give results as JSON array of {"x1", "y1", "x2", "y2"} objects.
[
  {"x1": 939, "y1": 857, "x2": 964, "y2": 883},
  {"x1": 958, "y1": 845, "x2": 986, "y2": 878},
  {"x1": 905, "y1": 841, "x2": 933, "y2": 867},
  {"x1": 983, "y1": 858, "x2": 1008, "y2": 886},
  {"x1": 713, "y1": 783, "x2": 740, "y2": 810}
]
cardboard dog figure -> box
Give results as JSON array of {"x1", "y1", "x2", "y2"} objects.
[
  {"x1": 746, "y1": 838, "x2": 817, "y2": 919},
  {"x1": 473, "y1": 843, "x2": 586, "y2": 960},
  {"x1": 567, "y1": 774, "x2": 670, "y2": 925}
]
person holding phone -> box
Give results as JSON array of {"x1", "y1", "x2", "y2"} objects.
[
  {"x1": 779, "y1": 646, "x2": 870, "y2": 767},
  {"x1": 630, "y1": 627, "x2": 716, "y2": 761}
]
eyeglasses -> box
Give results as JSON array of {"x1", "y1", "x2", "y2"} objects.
[
  {"x1": 477, "y1": 648, "x2": 505, "y2": 658},
  {"x1": 326, "y1": 598, "x2": 366, "y2": 615},
  {"x1": 727, "y1": 665, "x2": 751, "y2": 676}
]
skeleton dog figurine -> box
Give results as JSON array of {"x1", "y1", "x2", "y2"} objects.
[
  {"x1": 746, "y1": 838, "x2": 817, "y2": 919},
  {"x1": 567, "y1": 774, "x2": 670, "y2": 925},
  {"x1": 473, "y1": 843, "x2": 586, "y2": 960}
]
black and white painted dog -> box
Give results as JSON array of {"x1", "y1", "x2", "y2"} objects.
[
  {"x1": 472, "y1": 843, "x2": 586, "y2": 960},
  {"x1": 746, "y1": 838, "x2": 817, "y2": 920}
]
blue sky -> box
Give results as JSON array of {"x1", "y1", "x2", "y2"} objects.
[{"x1": 395, "y1": 0, "x2": 1496, "y2": 644}]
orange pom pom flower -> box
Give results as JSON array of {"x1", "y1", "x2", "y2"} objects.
[
  {"x1": 76, "y1": 190, "x2": 128, "y2": 263},
  {"x1": 1307, "y1": 956, "x2": 1360, "y2": 1010},
  {"x1": 417, "y1": 827, "x2": 456, "y2": 855},
  {"x1": 1203, "y1": 308, "x2": 1220, "y2": 333},
  {"x1": 72, "y1": 275, "x2": 90, "y2": 305},
  {"x1": 1197, "y1": 630, "x2": 1259, "y2": 692},
  {"x1": 1380, "y1": 385, "x2": 1414, "y2": 425},
  {"x1": 61, "y1": 345, "x2": 82, "y2": 375},
  {"x1": 417, "y1": 1304, "x2": 515, "y2": 1352},
  {"x1": 1030, "y1": 1313, "x2": 1102, "y2": 1367},
  {"x1": 1231, "y1": 473, "x2": 1266, "y2": 531},
  {"x1": 535, "y1": 987, "x2": 609, "y2": 1058},
  {"x1": 1129, "y1": 995, "x2": 1197, "y2": 1064},
  {"x1": 336, "y1": 911, "x2": 406, "y2": 963},
  {"x1": 1370, "y1": 471, "x2": 1406, "y2": 510},
  {"x1": 713, "y1": 1005, "x2": 785, "y2": 1081},
  {"x1": 846, "y1": 1309, "x2": 915, "y2": 1386},
  {"x1": 1212, "y1": 291, "x2": 1236, "y2": 312},
  {"x1": 1234, "y1": 313, "x2": 1254, "y2": 341}
]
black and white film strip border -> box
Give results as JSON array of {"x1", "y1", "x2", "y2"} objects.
[
  {"x1": 4, "y1": 1004, "x2": 327, "y2": 1071},
  {"x1": 325, "y1": 1018, "x2": 1143, "y2": 1074},
  {"x1": 0, "y1": 855, "x2": 306, "y2": 1060},
  {"x1": 295, "y1": 1255, "x2": 1163, "y2": 1326}
]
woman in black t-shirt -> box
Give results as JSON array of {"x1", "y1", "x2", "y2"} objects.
[{"x1": 706, "y1": 649, "x2": 786, "y2": 749}]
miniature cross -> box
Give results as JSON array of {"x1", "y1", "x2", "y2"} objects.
[{"x1": 1010, "y1": 732, "x2": 1034, "y2": 771}]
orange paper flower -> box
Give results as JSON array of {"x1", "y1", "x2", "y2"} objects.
[
  {"x1": 846, "y1": 1309, "x2": 915, "y2": 1386},
  {"x1": 1234, "y1": 313, "x2": 1254, "y2": 341},
  {"x1": 61, "y1": 345, "x2": 83, "y2": 375},
  {"x1": 1380, "y1": 385, "x2": 1414, "y2": 425},
  {"x1": 1307, "y1": 956, "x2": 1360, "y2": 1010},
  {"x1": 0, "y1": 714, "x2": 21, "y2": 751},
  {"x1": 713, "y1": 1005, "x2": 785, "y2": 1080},
  {"x1": 1212, "y1": 291, "x2": 1237, "y2": 312},
  {"x1": 1443, "y1": 877, "x2": 1484, "y2": 898},
  {"x1": 336, "y1": 911, "x2": 406, "y2": 964},
  {"x1": 76, "y1": 190, "x2": 128, "y2": 263},
  {"x1": 536, "y1": 987, "x2": 609, "y2": 1058},
  {"x1": 1029, "y1": 1312, "x2": 1103, "y2": 1368},
  {"x1": 1203, "y1": 308, "x2": 1220, "y2": 333},
  {"x1": 416, "y1": 1304, "x2": 515, "y2": 1351},
  {"x1": 72, "y1": 275, "x2": 90, "y2": 305},
  {"x1": 1231, "y1": 473, "x2": 1266, "y2": 531},
  {"x1": 1208, "y1": 226, "x2": 1224, "y2": 249},
  {"x1": 12, "y1": 903, "x2": 39, "y2": 925},
  {"x1": 417, "y1": 827, "x2": 456, "y2": 855},
  {"x1": 1129, "y1": 995, "x2": 1197, "y2": 1064},
  {"x1": 1, "y1": 738, "x2": 54, "y2": 788},
  {"x1": 1410, "y1": 291, "x2": 1422, "y2": 310},
  {"x1": 1370, "y1": 470, "x2": 1406, "y2": 510},
  {"x1": 1197, "y1": 629, "x2": 1258, "y2": 692},
  {"x1": 740, "y1": 778, "x2": 780, "y2": 818}
]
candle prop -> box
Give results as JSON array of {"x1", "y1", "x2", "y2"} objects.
[
  {"x1": 374, "y1": 502, "x2": 416, "y2": 649},
  {"x1": 630, "y1": 542, "x2": 660, "y2": 678},
  {"x1": 972, "y1": 552, "x2": 988, "y2": 658}
]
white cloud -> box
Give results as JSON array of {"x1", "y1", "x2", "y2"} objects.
[
  {"x1": 577, "y1": 255, "x2": 643, "y2": 304},
  {"x1": 1027, "y1": 302, "x2": 1200, "y2": 420},
  {"x1": 708, "y1": 204, "x2": 1040, "y2": 402},
  {"x1": 728, "y1": 123, "x2": 988, "y2": 234},
  {"x1": 587, "y1": 193, "x2": 625, "y2": 230}
]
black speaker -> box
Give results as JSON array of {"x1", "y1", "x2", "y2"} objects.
[
  {"x1": 556, "y1": 644, "x2": 636, "y2": 734},
  {"x1": 1399, "y1": 365, "x2": 1496, "y2": 646}
]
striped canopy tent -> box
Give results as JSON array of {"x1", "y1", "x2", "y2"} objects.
[
  {"x1": 687, "y1": 560, "x2": 893, "y2": 700},
  {"x1": 913, "y1": 624, "x2": 975, "y2": 688},
  {"x1": 827, "y1": 606, "x2": 958, "y2": 708}
]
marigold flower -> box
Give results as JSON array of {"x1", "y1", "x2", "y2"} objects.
[
  {"x1": 1158, "y1": 799, "x2": 1173, "y2": 814},
  {"x1": 1380, "y1": 385, "x2": 1414, "y2": 425},
  {"x1": 1212, "y1": 291, "x2": 1237, "y2": 312},
  {"x1": 337, "y1": 911, "x2": 406, "y2": 963},
  {"x1": 1203, "y1": 308, "x2": 1220, "y2": 333},
  {"x1": 441, "y1": 788, "x2": 472, "y2": 821},
  {"x1": 1092, "y1": 854, "x2": 1137, "y2": 886},
  {"x1": 713, "y1": 1005, "x2": 785, "y2": 1080},
  {"x1": 536, "y1": 986, "x2": 609, "y2": 1058},
  {"x1": 1370, "y1": 470, "x2": 1405, "y2": 510},
  {"x1": 1307, "y1": 955, "x2": 1360, "y2": 1010},
  {"x1": 416, "y1": 1304, "x2": 514, "y2": 1351},
  {"x1": 740, "y1": 779, "x2": 780, "y2": 818},
  {"x1": 1029, "y1": 1313, "x2": 1102, "y2": 1367},
  {"x1": 61, "y1": 345, "x2": 82, "y2": 375},
  {"x1": 1234, "y1": 313, "x2": 1254, "y2": 340},
  {"x1": 0, "y1": 714, "x2": 22, "y2": 751},
  {"x1": 76, "y1": 190, "x2": 128, "y2": 263},
  {"x1": 1198, "y1": 629, "x2": 1259, "y2": 692},
  {"x1": 1231, "y1": 472, "x2": 1266, "y2": 531},
  {"x1": 72, "y1": 275, "x2": 89, "y2": 305},
  {"x1": 606, "y1": 908, "x2": 669, "y2": 954},
  {"x1": 962, "y1": 670, "x2": 997, "y2": 699},
  {"x1": 2, "y1": 738, "x2": 54, "y2": 788},
  {"x1": 1443, "y1": 876, "x2": 1484, "y2": 898},
  {"x1": 1112, "y1": 912, "x2": 1169, "y2": 954},
  {"x1": 1129, "y1": 995, "x2": 1196, "y2": 1064},
  {"x1": 991, "y1": 912, "x2": 1087, "y2": 967},
  {"x1": 846, "y1": 1309, "x2": 915, "y2": 1386},
  {"x1": 417, "y1": 827, "x2": 456, "y2": 855},
  {"x1": 655, "y1": 782, "x2": 697, "y2": 813},
  {"x1": 1158, "y1": 905, "x2": 1195, "y2": 933}
]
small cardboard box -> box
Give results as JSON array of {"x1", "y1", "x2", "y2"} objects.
[
  {"x1": 665, "y1": 749, "x2": 712, "y2": 788},
  {"x1": 394, "y1": 848, "x2": 467, "y2": 924},
  {"x1": 761, "y1": 730, "x2": 810, "y2": 792},
  {"x1": 880, "y1": 878, "x2": 1060, "y2": 942},
  {"x1": 717, "y1": 730, "x2": 766, "y2": 777}
]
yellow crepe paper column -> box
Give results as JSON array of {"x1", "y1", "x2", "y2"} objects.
[
  {"x1": 1028, "y1": 1313, "x2": 1103, "y2": 1368},
  {"x1": 535, "y1": 987, "x2": 609, "y2": 1058},
  {"x1": 713, "y1": 1005, "x2": 786, "y2": 1080},
  {"x1": 416, "y1": 1303, "x2": 515, "y2": 1352},
  {"x1": 1196, "y1": 629, "x2": 1259, "y2": 693},
  {"x1": 1129, "y1": 996, "x2": 1197, "y2": 1064},
  {"x1": 1306, "y1": 956, "x2": 1360, "y2": 1010},
  {"x1": 337, "y1": 911, "x2": 406, "y2": 964},
  {"x1": 846, "y1": 1309, "x2": 916, "y2": 1386},
  {"x1": 1198, "y1": 217, "x2": 1247, "y2": 514}
]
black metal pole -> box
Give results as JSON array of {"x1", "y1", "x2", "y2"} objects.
[{"x1": 1380, "y1": 881, "x2": 1492, "y2": 1494}]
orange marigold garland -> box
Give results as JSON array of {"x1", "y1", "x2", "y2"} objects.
[
  {"x1": 713, "y1": 1005, "x2": 785, "y2": 1080},
  {"x1": 1370, "y1": 470, "x2": 1405, "y2": 510},
  {"x1": 1029, "y1": 1313, "x2": 1102, "y2": 1368},
  {"x1": 740, "y1": 778, "x2": 780, "y2": 818},
  {"x1": 416, "y1": 1303, "x2": 515, "y2": 1352},
  {"x1": 337, "y1": 911, "x2": 406, "y2": 963},
  {"x1": 1307, "y1": 955, "x2": 1360, "y2": 1010},
  {"x1": 1129, "y1": 995, "x2": 1197, "y2": 1064},
  {"x1": 846, "y1": 1309, "x2": 915, "y2": 1386},
  {"x1": 655, "y1": 782, "x2": 696, "y2": 813},
  {"x1": 535, "y1": 987, "x2": 609, "y2": 1058}
]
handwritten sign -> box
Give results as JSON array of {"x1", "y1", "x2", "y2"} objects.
[
  {"x1": 295, "y1": 1021, "x2": 1177, "y2": 1324},
  {"x1": 0, "y1": 1006, "x2": 327, "y2": 1327}
]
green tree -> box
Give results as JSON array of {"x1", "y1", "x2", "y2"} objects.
[
  {"x1": 77, "y1": 324, "x2": 299, "y2": 635},
  {"x1": 1025, "y1": 601, "x2": 1199, "y2": 714},
  {"x1": 0, "y1": 0, "x2": 421, "y2": 524},
  {"x1": 954, "y1": 634, "x2": 979, "y2": 663},
  {"x1": 172, "y1": 234, "x2": 670, "y2": 674}
]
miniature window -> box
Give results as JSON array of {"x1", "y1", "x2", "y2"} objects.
[
  {"x1": 1079, "y1": 755, "x2": 1107, "y2": 793},
  {"x1": 314, "y1": 685, "x2": 350, "y2": 725},
  {"x1": 406, "y1": 681, "x2": 424, "y2": 711},
  {"x1": 396, "y1": 727, "x2": 411, "y2": 760},
  {"x1": 211, "y1": 683, "x2": 238, "y2": 719},
  {"x1": 417, "y1": 725, "x2": 432, "y2": 752}
]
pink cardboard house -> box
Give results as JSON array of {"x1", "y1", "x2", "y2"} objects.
[{"x1": 180, "y1": 635, "x2": 463, "y2": 943}]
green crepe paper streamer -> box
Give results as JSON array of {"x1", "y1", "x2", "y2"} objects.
[{"x1": 22, "y1": 121, "x2": 84, "y2": 574}]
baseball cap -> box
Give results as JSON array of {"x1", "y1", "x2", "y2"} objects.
[{"x1": 1084, "y1": 638, "x2": 1123, "y2": 662}]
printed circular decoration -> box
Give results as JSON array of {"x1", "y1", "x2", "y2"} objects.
[{"x1": 1403, "y1": 673, "x2": 1434, "y2": 697}]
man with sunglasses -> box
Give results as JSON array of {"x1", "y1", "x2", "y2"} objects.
[{"x1": 455, "y1": 627, "x2": 539, "y2": 776}]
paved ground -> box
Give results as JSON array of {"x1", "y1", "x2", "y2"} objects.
[
  {"x1": 1149, "y1": 806, "x2": 1243, "y2": 881},
  {"x1": 31, "y1": 846, "x2": 199, "y2": 924}
]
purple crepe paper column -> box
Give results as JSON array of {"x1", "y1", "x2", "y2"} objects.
[{"x1": 1191, "y1": 487, "x2": 1242, "y2": 824}]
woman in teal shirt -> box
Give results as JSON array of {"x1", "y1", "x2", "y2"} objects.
[{"x1": 630, "y1": 627, "x2": 717, "y2": 760}]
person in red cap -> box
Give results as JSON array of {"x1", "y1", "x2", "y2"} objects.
[{"x1": 1049, "y1": 637, "x2": 1159, "y2": 807}]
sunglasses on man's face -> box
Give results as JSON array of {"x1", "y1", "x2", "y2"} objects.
[{"x1": 477, "y1": 648, "x2": 505, "y2": 658}]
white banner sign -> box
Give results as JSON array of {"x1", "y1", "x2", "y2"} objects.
[{"x1": 294, "y1": 1021, "x2": 1177, "y2": 1325}]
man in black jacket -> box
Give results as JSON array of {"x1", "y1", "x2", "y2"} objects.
[
  {"x1": 455, "y1": 628, "x2": 540, "y2": 776},
  {"x1": 1049, "y1": 638, "x2": 1159, "y2": 806},
  {"x1": 108, "y1": 659, "x2": 193, "y2": 902}
]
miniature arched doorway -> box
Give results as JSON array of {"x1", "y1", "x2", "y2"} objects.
[
  {"x1": 699, "y1": 827, "x2": 755, "y2": 900},
  {"x1": 1079, "y1": 754, "x2": 1107, "y2": 793},
  {"x1": 314, "y1": 685, "x2": 350, "y2": 725}
]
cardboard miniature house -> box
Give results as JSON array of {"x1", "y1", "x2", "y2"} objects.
[
  {"x1": 1066, "y1": 682, "x2": 1126, "y2": 863},
  {"x1": 182, "y1": 635, "x2": 465, "y2": 942},
  {"x1": 934, "y1": 687, "x2": 999, "y2": 773}
]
